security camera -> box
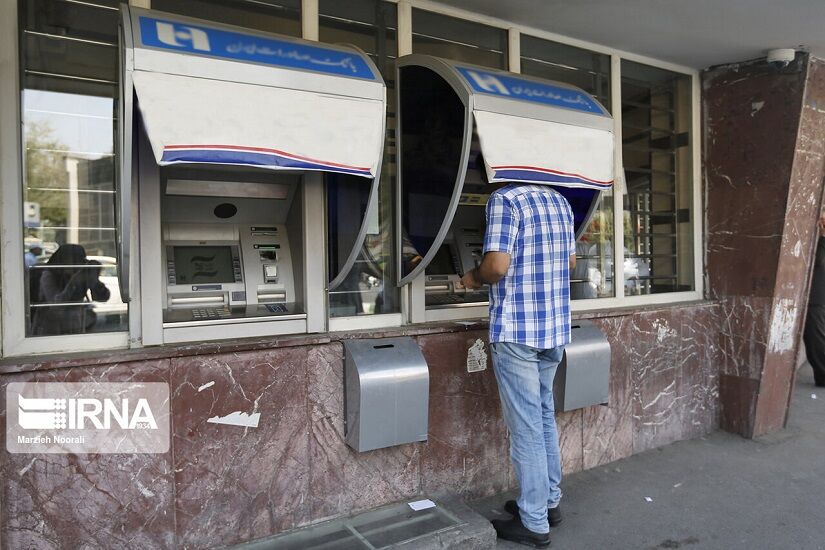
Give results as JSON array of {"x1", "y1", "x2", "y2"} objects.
[{"x1": 766, "y1": 48, "x2": 796, "y2": 68}]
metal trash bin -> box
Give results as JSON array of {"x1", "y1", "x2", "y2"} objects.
[
  {"x1": 553, "y1": 320, "x2": 611, "y2": 412},
  {"x1": 344, "y1": 337, "x2": 429, "y2": 452}
]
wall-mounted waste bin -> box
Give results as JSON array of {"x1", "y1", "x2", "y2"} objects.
[
  {"x1": 344, "y1": 337, "x2": 429, "y2": 452},
  {"x1": 553, "y1": 320, "x2": 611, "y2": 412}
]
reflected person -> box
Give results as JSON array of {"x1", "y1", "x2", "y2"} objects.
[{"x1": 32, "y1": 244, "x2": 110, "y2": 335}]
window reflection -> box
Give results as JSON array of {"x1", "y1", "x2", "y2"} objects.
[
  {"x1": 20, "y1": 0, "x2": 126, "y2": 337},
  {"x1": 30, "y1": 245, "x2": 113, "y2": 335},
  {"x1": 412, "y1": 9, "x2": 507, "y2": 69},
  {"x1": 621, "y1": 60, "x2": 694, "y2": 294},
  {"x1": 321, "y1": 0, "x2": 399, "y2": 317},
  {"x1": 152, "y1": 0, "x2": 301, "y2": 37}
]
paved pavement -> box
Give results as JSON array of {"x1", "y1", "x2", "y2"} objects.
[{"x1": 472, "y1": 365, "x2": 825, "y2": 550}]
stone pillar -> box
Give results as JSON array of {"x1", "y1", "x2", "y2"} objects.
[{"x1": 705, "y1": 54, "x2": 825, "y2": 437}]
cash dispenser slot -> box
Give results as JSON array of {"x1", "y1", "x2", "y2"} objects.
[
  {"x1": 119, "y1": 6, "x2": 387, "y2": 345},
  {"x1": 396, "y1": 54, "x2": 615, "y2": 323}
]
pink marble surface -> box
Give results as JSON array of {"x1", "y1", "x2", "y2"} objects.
[
  {"x1": 170, "y1": 348, "x2": 312, "y2": 548},
  {"x1": 705, "y1": 54, "x2": 825, "y2": 437},
  {"x1": 584, "y1": 316, "x2": 635, "y2": 469},
  {"x1": 0, "y1": 303, "x2": 723, "y2": 547},
  {"x1": 308, "y1": 344, "x2": 421, "y2": 523},
  {"x1": 0, "y1": 361, "x2": 175, "y2": 549},
  {"x1": 418, "y1": 332, "x2": 514, "y2": 500}
]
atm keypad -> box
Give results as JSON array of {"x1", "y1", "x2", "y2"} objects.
[{"x1": 191, "y1": 307, "x2": 231, "y2": 320}]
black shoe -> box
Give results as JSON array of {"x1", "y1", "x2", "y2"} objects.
[
  {"x1": 504, "y1": 500, "x2": 563, "y2": 527},
  {"x1": 491, "y1": 515, "x2": 551, "y2": 548}
]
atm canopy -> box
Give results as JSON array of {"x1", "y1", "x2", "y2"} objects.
[
  {"x1": 118, "y1": 6, "x2": 387, "y2": 298},
  {"x1": 396, "y1": 54, "x2": 614, "y2": 285}
]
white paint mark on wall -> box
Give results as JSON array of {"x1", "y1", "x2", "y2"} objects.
[
  {"x1": 135, "y1": 480, "x2": 156, "y2": 498},
  {"x1": 751, "y1": 101, "x2": 765, "y2": 116},
  {"x1": 198, "y1": 381, "x2": 215, "y2": 392},
  {"x1": 18, "y1": 458, "x2": 36, "y2": 476},
  {"x1": 792, "y1": 240, "x2": 802, "y2": 257},
  {"x1": 207, "y1": 411, "x2": 261, "y2": 428},
  {"x1": 467, "y1": 339, "x2": 488, "y2": 373},
  {"x1": 653, "y1": 320, "x2": 677, "y2": 343},
  {"x1": 768, "y1": 298, "x2": 799, "y2": 353}
]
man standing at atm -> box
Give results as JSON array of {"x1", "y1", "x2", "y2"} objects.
[{"x1": 461, "y1": 165, "x2": 576, "y2": 548}]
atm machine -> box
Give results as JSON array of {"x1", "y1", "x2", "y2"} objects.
[
  {"x1": 396, "y1": 55, "x2": 613, "y2": 410},
  {"x1": 118, "y1": 7, "x2": 386, "y2": 345},
  {"x1": 396, "y1": 55, "x2": 614, "y2": 323}
]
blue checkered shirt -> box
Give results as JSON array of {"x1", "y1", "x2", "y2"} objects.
[{"x1": 483, "y1": 184, "x2": 575, "y2": 349}]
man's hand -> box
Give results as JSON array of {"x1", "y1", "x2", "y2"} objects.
[
  {"x1": 461, "y1": 251, "x2": 511, "y2": 288},
  {"x1": 460, "y1": 269, "x2": 484, "y2": 290}
]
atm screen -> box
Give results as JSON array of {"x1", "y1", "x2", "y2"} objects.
[
  {"x1": 429, "y1": 245, "x2": 456, "y2": 275},
  {"x1": 173, "y1": 246, "x2": 235, "y2": 284}
]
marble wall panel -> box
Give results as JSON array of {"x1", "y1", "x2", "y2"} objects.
[
  {"x1": 628, "y1": 310, "x2": 689, "y2": 454},
  {"x1": 719, "y1": 374, "x2": 759, "y2": 436},
  {"x1": 0, "y1": 302, "x2": 726, "y2": 547},
  {"x1": 556, "y1": 409, "x2": 583, "y2": 475},
  {"x1": 583, "y1": 316, "x2": 634, "y2": 470},
  {"x1": 704, "y1": 55, "x2": 825, "y2": 437},
  {"x1": 307, "y1": 343, "x2": 421, "y2": 523},
  {"x1": 704, "y1": 59, "x2": 807, "y2": 298},
  {"x1": 417, "y1": 332, "x2": 514, "y2": 500},
  {"x1": 680, "y1": 305, "x2": 722, "y2": 440},
  {"x1": 718, "y1": 296, "x2": 773, "y2": 379},
  {"x1": 0, "y1": 361, "x2": 175, "y2": 549},
  {"x1": 170, "y1": 348, "x2": 312, "y2": 548}
]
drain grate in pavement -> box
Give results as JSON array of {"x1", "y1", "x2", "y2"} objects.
[{"x1": 242, "y1": 499, "x2": 463, "y2": 549}]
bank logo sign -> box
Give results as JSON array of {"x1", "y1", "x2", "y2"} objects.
[
  {"x1": 138, "y1": 16, "x2": 377, "y2": 81},
  {"x1": 7, "y1": 383, "x2": 170, "y2": 454},
  {"x1": 456, "y1": 66, "x2": 607, "y2": 115}
]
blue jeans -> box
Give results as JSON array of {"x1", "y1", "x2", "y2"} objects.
[{"x1": 491, "y1": 341, "x2": 564, "y2": 534}]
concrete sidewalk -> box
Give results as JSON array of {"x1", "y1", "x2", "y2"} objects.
[{"x1": 472, "y1": 366, "x2": 825, "y2": 550}]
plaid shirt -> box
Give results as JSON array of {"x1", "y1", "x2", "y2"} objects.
[{"x1": 483, "y1": 184, "x2": 575, "y2": 349}]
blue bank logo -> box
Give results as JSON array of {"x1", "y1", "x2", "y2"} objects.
[
  {"x1": 154, "y1": 21, "x2": 211, "y2": 51},
  {"x1": 456, "y1": 67, "x2": 606, "y2": 115},
  {"x1": 139, "y1": 16, "x2": 377, "y2": 80}
]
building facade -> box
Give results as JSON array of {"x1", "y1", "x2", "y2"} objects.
[{"x1": 0, "y1": 0, "x2": 821, "y2": 547}]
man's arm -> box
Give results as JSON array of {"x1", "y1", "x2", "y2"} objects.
[
  {"x1": 460, "y1": 252, "x2": 511, "y2": 288},
  {"x1": 569, "y1": 254, "x2": 576, "y2": 270}
]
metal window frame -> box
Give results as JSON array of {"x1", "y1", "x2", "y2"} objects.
[
  {"x1": 1, "y1": 0, "x2": 706, "y2": 355},
  {"x1": 392, "y1": 0, "x2": 704, "y2": 318},
  {"x1": 0, "y1": 0, "x2": 129, "y2": 357}
]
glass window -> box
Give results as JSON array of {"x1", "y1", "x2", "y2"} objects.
[
  {"x1": 621, "y1": 60, "x2": 694, "y2": 295},
  {"x1": 320, "y1": 0, "x2": 400, "y2": 317},
  {"x1": 19, "y1": 0, "x2": 127, "y2": 337},
  {"x1": 520, "y1": 35, "x2": 614, "y2": 300},
  {"x1": 152, "y1": 0, "x2": 301, "y2": 37},
  {"x1": 412, "y1": 9, "x2": 507, "y2": 69}
]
